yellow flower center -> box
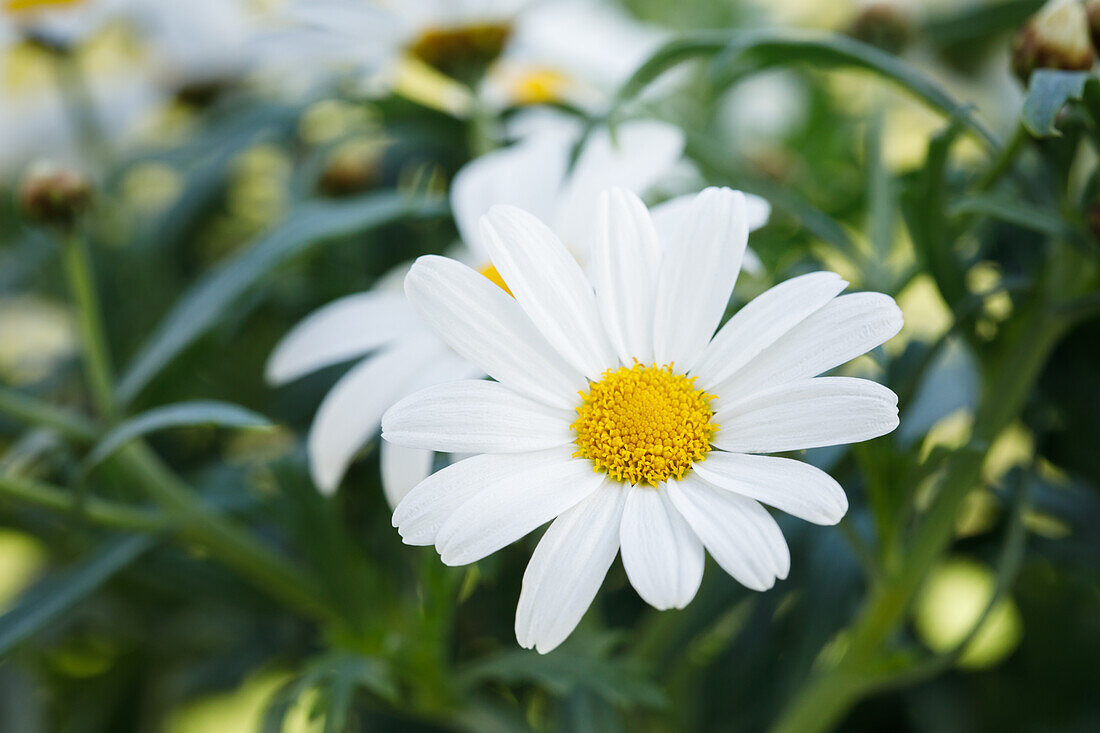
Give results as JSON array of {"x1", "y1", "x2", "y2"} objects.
[
  {"x1": 407, "y1": 22, "x2": 511, "y2": 80},
  {"x1": 479, "y1": 263, "x2": 513, "y2": 296},
  {"x1": 5, "y1": 0, "x2": 84, "y2": 12},
  {"x1": 572, "y1": 364, "x2": 718, "y2": 486},
  {"x1": 510, "y1": 67, "x2": 570, "y2": 105}
]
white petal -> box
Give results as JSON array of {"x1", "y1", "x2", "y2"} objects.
[
  {"x1": 307, "y1": 337, "x2": 472, "y2": 494},
  {"x1": 591, "y1": 188, "x2": 661, "y2": 365},
  {"x1": 481, "y1": 206, "x2": 617, "y2": 379},
  {"x1": 690, "y1": 272, "x2": 847, "y2": 391},
  {"x1": 382, "y1": 379, "x2": 574, "y2": 453},
  {"x1": 713, "y1": 377, "x2": 899, "y2": 454},
  {"x1": 652, "y1": 188, "x2": 748, "y2": 372},
  {"x1": 651, "y1": 191, "x2": 771, "y2": 241},
  {"x1": 451, "y1": 132, "x2": 571, "y2": 259},
  {"x1": 716, "y1": 292, "x2": 903, "y2": 397},
  {"x1": 265, "y1": 291, "x2": 426, "y2": 385},
  {"x1": 692, "y1": 452, "x2": 848, "y2": 525},
  {"x1": 553, "y1": 120, "x2": 685, "y2": 259},
  {"x1": 667, "y1": 474, "x2": 789, "y2": 591},
  {"x1": 404, "y1": 255, "x2": 586, "y2": 409},
  {"x1": 620, "y1": 485, "x2": 704, "y2": 610},
  {"x1": 393, "y1": 452, "x2": 546, "y2": 546},
  {"x1": 434, "y1": 448, "x2": 606, "y2": 566},
  {"x1": 515, "y1": 481, "x2": 626, "y2": 653},
  {"x1": 380, "y1": 442, "x2": 435, "y2": 509}
]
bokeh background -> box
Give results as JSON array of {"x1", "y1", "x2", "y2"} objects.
[{"x1": 2, "y1": 0, "x2": 1099, "y2": 731}]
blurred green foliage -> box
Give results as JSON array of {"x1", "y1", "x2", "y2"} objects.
[{"x1": 2, "y1": 1, "x2": 1100, "y2": 732}]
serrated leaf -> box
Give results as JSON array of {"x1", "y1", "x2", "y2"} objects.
[
  {"x1": 1021, "y1": 70, "x2": 1099, "y2": 138},
  {"x1": 115, "y1": 191, "x2": 448, "y2": 405},
  {"x1": 84, "y1": 400, "x2": 273, "y2": 469}
]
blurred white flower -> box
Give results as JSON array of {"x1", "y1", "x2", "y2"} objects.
[
  {"x1": 382, "y1": 187, "x2": 902, "y2": 652},
  {"x1": 267, "y1": 117, "x2": 699, "y2": 505},
  {"x1": 268, "y1": 0, "x2": 667, "y2": 114},
  {"x1": 0, "y1": 1, "x2": 161, "y2": 176}
]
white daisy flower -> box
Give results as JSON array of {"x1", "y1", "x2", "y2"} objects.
[
  {"x1": 267, "y1": 118, "x2": 705, "y2": 506},
  {"x1": 381, "y1": 186, "x2": 902, "y2": 653}
]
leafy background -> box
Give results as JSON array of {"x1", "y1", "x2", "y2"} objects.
[{"x1": 2, "y1": 0, "x2": 1100, "y2": 731}]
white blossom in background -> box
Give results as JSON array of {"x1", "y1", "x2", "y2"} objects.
[
  {"x1": 266, "y1": 116, "x2": 758, "y2": 506},
  {"x1": 267, "y1": 0, "x2": 668, "y2": 114},
  {"x1": 382, "y1": 186, "x2": 902, "y2": 652},
  {"x1": 0, "y1": 0, "x2": 161, "y2": 176}
]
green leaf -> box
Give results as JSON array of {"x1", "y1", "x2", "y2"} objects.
[
  {"x1": 949, "y1": 194, "x2": 1081, "y2": 241},
  {"x1": 1021, "y1": 70, "x2": 1099, "y2": 138},
  {"x1": 115, "y1": 190, "x2": 448, "y2": 405},
  {"x1": 84, "y1": 400, "x2": 273, "y2": 469},
  {"x1": 0, "y1": 534, "x2": 154, "y2": 656},
  {"x1": 618, "y1": 29, "x2": 997, "y2": 149},
  {"x1": 460, "y1": 637, "x2": 665, "y2": 710}
]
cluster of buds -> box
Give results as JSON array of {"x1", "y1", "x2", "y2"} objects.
[
  {"x1": 1012, "y1": 0, "x2": 1096, "y2": 81},
  {"x1": 16, "y1": 160, "x2": 93, "y2": 227}
]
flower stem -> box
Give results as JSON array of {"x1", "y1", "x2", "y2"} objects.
[
  {"x1": 60, "y1": 232, "x2": 115, "y2": 420},
  {"x1": 0, "y1": 386, "x2": 97, "y2": 442},
  {"x1": 0, "y1": 473, "x2": 165, "y2": 532}
]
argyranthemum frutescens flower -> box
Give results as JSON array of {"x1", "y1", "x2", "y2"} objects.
[
  {"x1": 267, "y1": 118, "x2": 720, "y2": 504},
  {"x1": 381, "y1": 186, "x2": 903, "y2": 653}
]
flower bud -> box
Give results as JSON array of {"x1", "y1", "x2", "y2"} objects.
[
  {"x1": 847, "y1": 3, "x2": 913, "y2": 54},
  {"x1": 1012, "y1": 0, "x2": 1095, "y2": 81},
  {"x1": 1086, "y1": 0, "x2": 1100, "y2": 50},
  {"x1": 17, "y1": 161, "x2": 93, "y2": 226},
  {"x1": 318, "y1": 139, "x2": 386, "y2": 197}
]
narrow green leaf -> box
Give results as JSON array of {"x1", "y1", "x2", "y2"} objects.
[
  {"x1": 84, "y1": 400, "x2": 273, "y2": 469},
  {"x1": 618, "y1": 29, "x2": 997, "y2": 149},
  {"x1": 115, "y1": 191, "x2": 448, "y2": 405},
  {"x1": 0, "y1": 534, "x2": 154, "y2": 656},
  {"x1": 1021, "y1": 70, "x2": 1097, "y2": 137},
  {"x1": 949, "y1": 194, "x2": 1080, "y2": 240}
]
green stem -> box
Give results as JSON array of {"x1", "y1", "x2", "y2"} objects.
[
  {"x1": 771, "y1": 304, "x2": 1068, "y2": 733},
  {"x1": 60, "y1": 232, "x2": 115, "y2": 419},
  {"x1": 111, "y1": 443, "x2": 341, "y2": 626},
  {"x1": 0, "y1": 386, "x2": 97, "y2": 442},
  {"x1": 0, "y1": 473, "x2": 164, "y2": 532}
]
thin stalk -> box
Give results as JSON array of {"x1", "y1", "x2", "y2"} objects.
[
  {"x1": 0, "y1": 386, "x2": 97, "y2": 442},
  {"x1": 60, "y1": 232, "x2": 115, "y2": 419},
  {"x1": 112, "y1": 443, "x2": 341, "y2": 626},
  {"x1": 0, "y1": 473, "x2": 165, "y2": 532}
]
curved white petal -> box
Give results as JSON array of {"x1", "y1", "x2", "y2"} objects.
[
  {"x1": 667, "y1": 474, "x2": 789, "y2": 591},
  {"x1": 620, "y1": 484, "x2": 704, "y2": 610},
  {"x1": 515, "y1": 481, "x2": 625, "y2": 654},
  {"x1": 713, "y1": 377, "x2": 899, "y2": 454},
  {"x1": 591, "y1": 188, "x2": 661, "y2": 365},
  {"x1": 481, "y1": 205, "x2": 617, "y2": 379},
  {"x1": 404, "y1": 255, "x2": 586, "y2": 409},
  {"x1": 651, "y1": 191, "x2": 771, "y2": 241},
  {"x1": 380, "y1": 442, "x2": 435, "y2": 509},
  {"x1": 692, "y1": 452, "x2": 848, "y2": 525},
  {"x1": 553, "y1": 120, "x2": 685, "y2": 259},
  {"x1": 307, "y1": 337, "x2": 472, "y2": 494},
  {"x1": 434, "y1": 448, "x2": 606, "y2": 566},
  {"x1": 451, "y1": 132, "x2": 571, "y2": 259},
  {"x1": 652, "y1": 187, "x2": 748, "y2": 372},
  {"x1": 690, "y1": 272, "x2": 848, "y2": 391},
  {"x1": 265, "y1": 291, "x2": 427, "y2": 385},
  {"x1": 382, "y1": 379, "x2": 574, "y2": 453},
  {"x1": 716, "y1": 292, "x2": 903, "y2": 398},
  {"x1": 394, "y1": 451, "x2": 557, "y2": 546}
]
